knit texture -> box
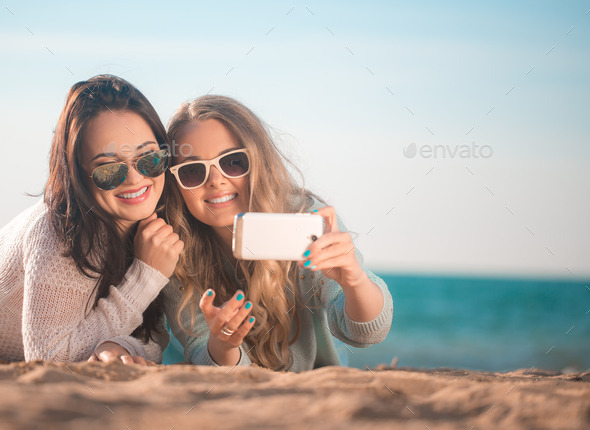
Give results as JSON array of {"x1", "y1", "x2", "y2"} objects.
[
  {"x1": 163, "y1": 205, "x2": 394, "y2": 372},
  {"x1": 0, "y1": 200, "x2": 170, "y2": 362}
]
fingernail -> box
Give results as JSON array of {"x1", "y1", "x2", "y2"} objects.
[
  {"x1": 312, "y1": 209, "x2": 318, "y2": 213},
  {"x1": 303, "y1": 250, "x2": 311, "y2": 258},
  {"x1": 304, "y1": 260, "x2": 311, "y2": 267},
  {"x1": 245, "y1": 302, "x2": 252, "y2": 310},
  {"x1": 311, "y1": 265, "x2": 316, "y2": 270},
  {"x1": 236, "y1": 293, "x2": 244, "y2": 301},
  {"x1": 249, "y1": 316, "x2": 255, "y2": 323},
  {"x1": 206, "y1": 290, "x2": 213, "y2": 297}
]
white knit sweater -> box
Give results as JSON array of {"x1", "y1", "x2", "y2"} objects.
[{"x1": 0, "y1": 200, "x2": 170, "y2": 363}]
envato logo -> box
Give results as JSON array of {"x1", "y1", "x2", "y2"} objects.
[
  {"x1": 403, "y1": 142, "x2": 493, "y2": 158},
  {"x1": 102, "y1": 140, "x2": 195, "y2": 158}
]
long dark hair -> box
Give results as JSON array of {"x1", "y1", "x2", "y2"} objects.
[{"x1": 44, "y1": 74, "x2": 169, "y2": 342}]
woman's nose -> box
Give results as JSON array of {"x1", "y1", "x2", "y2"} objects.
[
  {"x1": 206, "y1": 165, "x2": 226, "y2": 186},
  {"x1": 123, "y1": 163, "x2": 144, "y2": 185}
]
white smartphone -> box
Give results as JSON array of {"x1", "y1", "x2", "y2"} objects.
[{"x1": 232, "y1": 212, "x2": 324, "y2": 261}]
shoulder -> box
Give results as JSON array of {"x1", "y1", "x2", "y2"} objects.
[
  {"x1": 1, "y1": 200, "x2": 56, "y2": 245},
  {"x1": 288, "y1": 191, "x2": 326, "y2": 213},
  {"x1": 1, "y1": 202, "x2": 79, "y2": 289},
  {"x1": 5, "y1": 201, "x2": 68, "y2": 267},
  {"x1": 22, "y1": 201, "x2": 61, "y2": 249},
  {"x1": 304, "y1": 193, "x2": 326, "y2": 213}
]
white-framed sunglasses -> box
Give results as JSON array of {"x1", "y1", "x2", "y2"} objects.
[{"x1": 169, "y1": 148, "x2": 250, "y2": 190}]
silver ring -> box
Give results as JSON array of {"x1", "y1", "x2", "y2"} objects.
[{"x1": 221, "y1": 326, "x2": 235, "y2": 336}]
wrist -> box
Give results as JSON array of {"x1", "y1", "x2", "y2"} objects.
[
  {"x1": 341, "y1": 270, "x2": 370, "y2": 290},
  {"x1": 208, "y1": 337, "x2": 240, "y2": 366},
  {"x1": 210, "y1": 338, "x2": 235, "y2": 353}
]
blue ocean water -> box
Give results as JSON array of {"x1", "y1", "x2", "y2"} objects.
[
  {"x1": 345, "y1": 274, "x2": 590, "y2": 372},
  {"x1": 163, "y1": 274, "x2": 590, "y2": 372}
]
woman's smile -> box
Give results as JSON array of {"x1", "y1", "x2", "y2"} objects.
[
  {"x1": 115, "y1": 185, "x2": 152, "y2": 204},
  {"x1": 205, "y1": 191, "x2": 239, "y2": 207}
]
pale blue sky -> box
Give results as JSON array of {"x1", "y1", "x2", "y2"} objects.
[{"x1": 1, "y1": 1, "x2": 588, "y2": 278}]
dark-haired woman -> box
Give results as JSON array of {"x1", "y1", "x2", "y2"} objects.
[{"x1": 0, "y1": 75, "x2": 183, "y2": 364}]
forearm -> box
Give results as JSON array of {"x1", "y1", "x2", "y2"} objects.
[
  {"x1": 23, "y1": 259, "x2": 169, "y2": 362},
  {"x1": 342, "y1": 272, "x2": 384, "y2": 322}
]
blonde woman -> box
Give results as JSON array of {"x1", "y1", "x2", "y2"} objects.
[{"x1": 162, "y1": 96, "x2": 393, "y2": 371}]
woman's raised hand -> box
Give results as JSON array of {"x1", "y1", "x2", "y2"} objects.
[
  {"x1": 199, "y1": 289, "x2": 255, "y2": 366},
  {"x1": 134, "y1": 213, "x2": 184, "y2": 278},
  {"x1": 298, "y1": 206, "x2": 368, "y2": 289}
]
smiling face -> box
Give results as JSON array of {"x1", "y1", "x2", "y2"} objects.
[
  {"x1": 173, "y1": 119, "x2": 250, "y2": 241},
  {"x1": 81, "y1": 110, "x2": 166, "y2": 233}
]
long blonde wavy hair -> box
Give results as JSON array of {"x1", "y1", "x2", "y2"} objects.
[{"x1": 165, "y1": 95, "x2": 323, "y2": 370}]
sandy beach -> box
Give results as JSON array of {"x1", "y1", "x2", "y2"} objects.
[{"x1": 0, "y1": 361, "x2": 588, "y2": 429}]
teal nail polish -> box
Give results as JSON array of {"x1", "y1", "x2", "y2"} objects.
[
  {"x1": 236, "y1": 293, "x2": 244, "y2": 301},
  {"x1": 312, "y1": 209, "x2": 318, "y2": 213},
  {"x1": 311, "y1": 265, "x2": 316, "y2": 270},
  {"x1": 304, "y1": 260, "x2": 311, "y2": 267},
  {"x1": 206, "y1": 290, "x2": 213, "y2": 296},
  {"x1": 249, "y1": 316, "x2": 255, "y2": 323},
  {"x1": 303, "y1": 250, "x2": 311, "y2": 258},
  {"x1": 245, "y1": 302, "x2": 252, "y2": 310}
]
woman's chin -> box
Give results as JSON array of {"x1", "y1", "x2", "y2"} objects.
[
  {"x1": 111, "y1": 204, "x2": 158, "y2": 225},
  {"x1": 195, "y1": 215, "x2": 235, "y2": 231}
]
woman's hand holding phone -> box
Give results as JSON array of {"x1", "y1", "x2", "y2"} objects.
[
  {"x1": 298, "y1": 206, "x2": 384, "y2": 322},
  {"x1": 199, "y1": 289, "x2": 255, "y2": 366},
  {"x1": 298, "y1": 206, "x2": 367, "y2": 289}
]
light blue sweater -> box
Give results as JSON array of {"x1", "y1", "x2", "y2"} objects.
[{"x1": 162, "y1": 218, "x2": 393, "y2": 372}]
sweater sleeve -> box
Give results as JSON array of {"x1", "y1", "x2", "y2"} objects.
[
  {"x1": 21, "y1": 218, "x2": 170, "y2": 362},
  {"x1": 319, "y1": 269, "x2": 393, "y2": 347},
  {"x1": 95, "y1": 312, "x2": 171, "y2": 364},
  {"x1": 313, "y1": 212, "x2": 393, "y2": 348},
  {"x1": 162, "y1": 279, "x2": 252, "y2": 367}
]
